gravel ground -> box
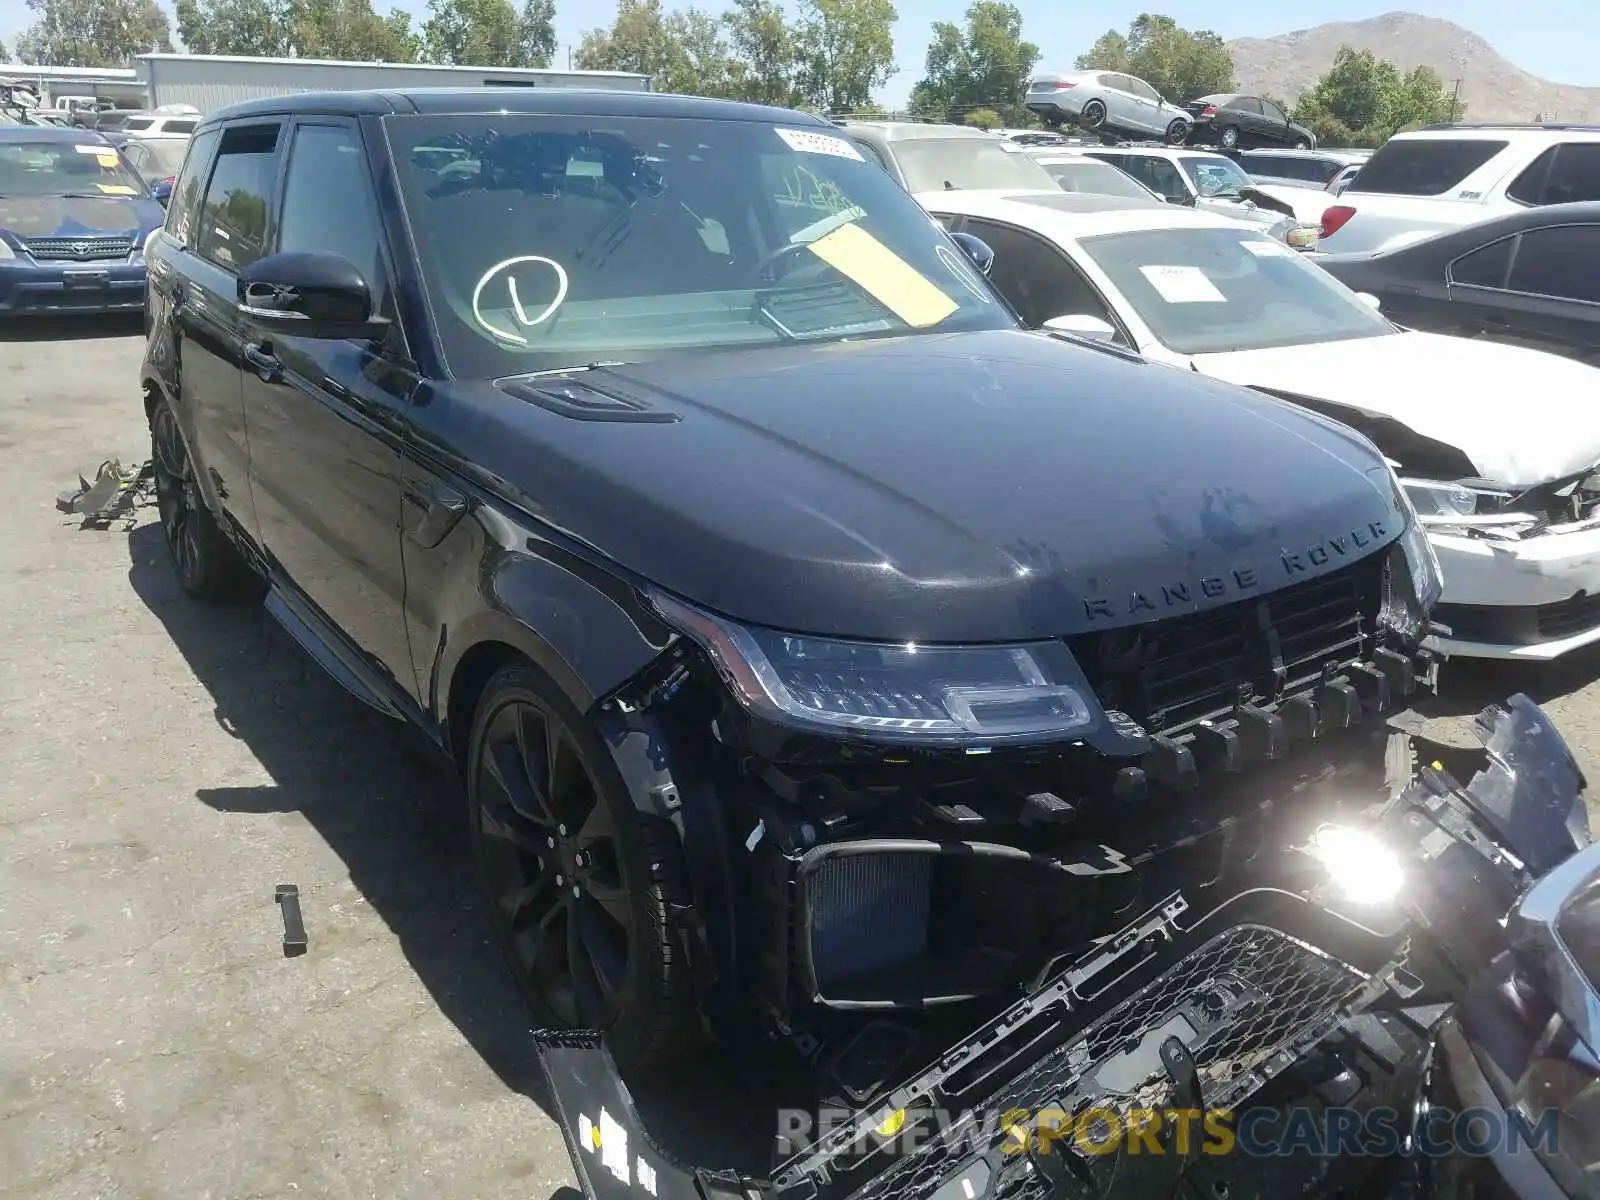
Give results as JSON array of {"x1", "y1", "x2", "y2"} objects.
[{"x1": 1, "y1": 315, "x2": 1597, "y2": 1199}]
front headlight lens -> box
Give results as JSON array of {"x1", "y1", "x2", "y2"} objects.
[
  {"x1": 650, "y1": 591, "x2": 1097, "y2": 745},
  {"x1": 1400, "y1": 477, "x2": 1512, "y2": 519},
  {"x1": 1385, "y1": 468, "x2": 1445, "y2": 612}
]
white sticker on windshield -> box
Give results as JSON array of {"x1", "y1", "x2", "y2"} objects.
[
  {"x1": 75, "y1": 144, "x2": 108, "y2": 155},
  {"x1": 775, "y1": 127, "x2": 864, "y2": 161},
  {"x1": 1138, "y1": 264, "x2": 1226, "y2": 304},
  {"x1": 1241, "y1": 238, "x2": 1292, "y2": 257}
]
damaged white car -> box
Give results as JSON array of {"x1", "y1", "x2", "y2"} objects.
[{"x1": 919, "y1": 192, "x2": 1600, "y2": 660}]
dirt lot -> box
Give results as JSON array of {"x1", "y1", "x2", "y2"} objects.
[{"x1": 2, "y1": 317, "x2": 1599, "y2": 1199}]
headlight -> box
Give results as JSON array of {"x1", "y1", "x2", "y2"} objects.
[
  {"x1": 1385, "y1": 467, "x2": 1444, "y2": 612},
  {"x1": 1400, "y1": 477, "x2": 1512, "y2": 519},
  {"x1": 649, "y1": 591, "x2": 1098, "y2": 745}
]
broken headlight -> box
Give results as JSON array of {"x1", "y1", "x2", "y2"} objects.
[
  {"x1": 649, "y1": 591, "x2": 1098, "y2": 745},
  {"x1": 1385, "y1": 468, "x2": 1444, "y2": 612},
  {"x1": 1401, "y1": 478, "x2": 1513, "y2": 519}
]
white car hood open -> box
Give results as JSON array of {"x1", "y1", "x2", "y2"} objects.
[{"x1": 1192, "y1": 330, "x2": 1600, "y2": 488}]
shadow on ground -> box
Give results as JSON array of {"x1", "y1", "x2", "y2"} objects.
[
  {"x1": 124, "y1": 521, "x2": 777, "y2": 1193},
  {"x1": 0, "y1": 312, "x2": 144, "y2": 342},
  {"x1": 1415, "y1": 642, "x2": 1600, "y2": 724}
]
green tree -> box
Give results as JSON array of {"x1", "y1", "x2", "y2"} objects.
[
  {"x1": 795, "y1": 0, "x2": 896, "y2": 114},
  {"x1": 286, "y1": 0, "x2": 418, "y2": 59},
  {"x1": 16, "y1": 0, "x2": 173, "y2": 65},
  {"x1": 423, "y1": 0, "x2": 519, "y2": 65},
  {"x1": 722, "y1": 0, "x2": 800, "y2": 107},
  {"x1": 1076, "y1": 13, "x2": 1232, "y2": 103},
  {"x1": 661, "y1": 7, "x2": 735, "y2": 97},
  {"x1": 963, "y1": 106, "x2": 1000, "y2": 129},
  {"x1": 1292, "y1": 47, "x2": 1458, "y2": 147},
  {"x1": 174, "y1": 0, "x2": 291, "y2": 56},
  {"x1": 908, "y1": 1, "x2": 1038, "y2": 126},
  {"x1": 516, "y1": 0, "x2": 555, "y2": 67},
  {"x1": 575, "y1": 0, "x2": 682, "y2": 79}
]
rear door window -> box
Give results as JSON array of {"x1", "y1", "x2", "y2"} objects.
[
  {"x1": 1351, "y1": 138, "x2": 1509, "y2": 196},
  {"x1": 1261, "y1": 100, "x2": 1288, "y2": 123},
  {"x1": 195, "y1": 123, "x2": 281, "y2": 272},
  {"x1": 165, "y1": 119, "x2": 197, "y2": 135},
  {"x1": 1234, "y1": 97, "x2": 1263, "y2": 115},
  {"x1": 1540, "y1": 143, "x2": 1600, "y2": 204},
  {"x1": 1449, "y1": 235, "x2": 1514, "y2": 288},
  {"x1": 1506, "y1": 225, "x2": 1600, "y2": 302}
]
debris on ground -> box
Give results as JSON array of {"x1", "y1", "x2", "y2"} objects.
[
  {"x1": 56, "y1": 458, "x2": 155, "y2": 529},
  {"x1": 276, "y1": 884, "x2": 308, "y2": 958}
]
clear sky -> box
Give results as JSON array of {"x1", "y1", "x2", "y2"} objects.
[{"x1": 2, "y1": 0, "x2": 1595, "y2": 107}]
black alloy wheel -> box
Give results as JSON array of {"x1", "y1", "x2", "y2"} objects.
[
  {"x1": 1080, "y1": 100, "x2": 1107, "y2": 129},
  {"x1": 150, "y1": 400, "x2": 262, "y2": 602},
  {"x1": 1165, "y1": 118, "x2": 1190, "y2": 145},
  {"x1": 466, "y1": 664, "x2": 695, "y2": 1069}
]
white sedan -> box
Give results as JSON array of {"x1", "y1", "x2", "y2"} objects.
[{"x1": 923, "y1": 191, "x2": 1600, "y2": 662}]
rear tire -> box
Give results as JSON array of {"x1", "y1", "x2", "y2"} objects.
[
  {"x1": 1079, "y1": 100, "x2": 1107, "y2": 130},
  {"x1": 1165, "y1": 119, "x2": 1189, "y2": 145},
  {"x1": 149, "y1": 398, "x2": 265, "y2": 604},
  {"x1": 1219, "y1": 125, "x2": 1240, "y2": 149},
  {"x1": 466, "y1": 661, "x2": 699, "y2": 1073}
]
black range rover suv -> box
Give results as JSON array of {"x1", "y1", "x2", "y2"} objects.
[{"x1": 141, "y1": 89, "x2": 1595, "y2": 1200}]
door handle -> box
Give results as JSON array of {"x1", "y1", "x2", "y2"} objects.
[
  {"x1": 402, "y1": 478, "x2": 468, "y2": 548},
  {"x1": 243, "y1": 341, "x2": 281, "y2": 380}
]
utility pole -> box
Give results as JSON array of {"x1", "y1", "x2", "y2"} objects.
[{"x1": 1448, "y1": 78, "x2": 1462, "y2": 123}]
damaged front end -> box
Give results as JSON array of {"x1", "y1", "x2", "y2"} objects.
[
  {"x1": 1404, "y1": 468, "x2": 1600, "y2": 660},
  {"x1": 539, "y1": 696, "x2": 1593, "y2": 1200}
]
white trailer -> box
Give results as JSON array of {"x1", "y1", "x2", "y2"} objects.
[{"x1": 137, "y1": 54, "x2": 651, "y2": 115}]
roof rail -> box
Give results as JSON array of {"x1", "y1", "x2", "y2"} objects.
[{"x1": 1416, "y1": 121, "x2": 1600, "y2": 132}]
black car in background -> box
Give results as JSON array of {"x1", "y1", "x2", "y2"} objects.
[
  {"x1": 140, "y1": 85, "x2": 1592, "y2": 1200},
  {"x1": 1318, "y1": 201, "x2": 1600, "y2": 364},
  {"x1": 1187, "y1": 93, "x2": 1315, "y2": 150}
]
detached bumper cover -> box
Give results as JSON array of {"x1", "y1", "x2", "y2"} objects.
[
  {"x1": 536, "y1": 695, "x2": 1590, "y2": 1200},
  {"x1": 1426, "y1": 522, "x2": 1600, "y2": 660}
]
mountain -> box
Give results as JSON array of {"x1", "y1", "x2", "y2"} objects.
[{"x1": 1226, "y1": 11, "x2": 1600, "y2": 123}]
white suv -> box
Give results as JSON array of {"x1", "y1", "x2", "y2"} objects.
[{"x1": 1317, "y1": 125, "x2": 1600, "y2": 253}]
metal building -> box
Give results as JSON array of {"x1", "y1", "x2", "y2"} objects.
[
  {"x1": 136, "y1": 54, "x2": 651, "y2": 114},
  {"x1": 2, "y1": 64, "x2": 147, "y2": 110}
]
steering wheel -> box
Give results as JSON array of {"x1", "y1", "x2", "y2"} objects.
[{"x1": 754, "y1": 239, "x2": 817, "y2": 282}]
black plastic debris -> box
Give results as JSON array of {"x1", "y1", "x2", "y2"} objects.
[{"x1": 276, "y1": 884, "x2": 308, "y2": 957}]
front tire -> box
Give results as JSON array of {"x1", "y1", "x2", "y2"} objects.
[
  {"x1": 466, "y1": 661, "x2": 698, "y2": 1072},
  {"x1": 150, "y1": 399, "x2": 264, "y2": 603}
]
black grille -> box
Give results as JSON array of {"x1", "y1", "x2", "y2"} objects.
[
  {"x1": 1539, "y1": 592, "x2": 1600, "y2": 639},
  {"x1": 22, "y1": 236, "x2": 134, "y2": 261},
  {"x1": 1070, "y1": 557, "x2": 1379, "y2": 731},
  {"x1": 844, "y1": 927, "x2": 1365, "y2": 1200},
  {"x1": 1435, "y1": 593, "x2": 1600, "y2": 646}
]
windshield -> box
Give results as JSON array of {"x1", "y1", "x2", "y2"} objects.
[
  {"x1": 386, "y1": 115, "x2": 1013, "y2": 379},
  {"x1": 1078, "y1": 226, "x2": 1393, "y2": 355},
  {"x1": 0, "y1": 140, "x2": 146, "y2": 197},
  {"x1": 1037, "y1": 158, "x2": 1153, "y2": 200},
  {"x1": 1178, "y1": 155, "x2": 1254, "y2": 198},
  {"x1": 132, "y1": 138, "x2": 190, "y2": 178},
  {"x1": 891, "y1": 137, "x2": 1060, "y2": 193}
]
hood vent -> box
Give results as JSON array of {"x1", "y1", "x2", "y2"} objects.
[{"x1": 496, "y1": 375, "x2": 680, "y2": 424}]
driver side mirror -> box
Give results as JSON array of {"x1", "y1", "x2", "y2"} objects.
[
  {"x1": 1044, "y1": 313, "x2": 1118, "y2": 343},
  {"x1": 151, "y1": 178, "x2": 172, "y2": 207},
  {"x1": 237, "y1": 251, "x2": 389, "y2": 339},
  {"x1": 949, "y1": 231, "x2": 994, "y2": 276}
]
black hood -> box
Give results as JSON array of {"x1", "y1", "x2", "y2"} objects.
[{"x1": 431, "y1": 329, "x2": 1403, "y2": 643}]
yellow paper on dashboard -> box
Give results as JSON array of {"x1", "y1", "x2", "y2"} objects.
[
  {"x1": 96, "y1": 183, "x2": 137, "y2": 195},
  {"x1": 805, "y1": 222, "x2": 958, "y2": 328},
  {"x1": 94, "y1": 153, "x2": 119, "y2": 168}
]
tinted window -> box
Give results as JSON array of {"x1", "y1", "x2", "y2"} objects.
[
  {"x1": 1351, "y1": 138, "x2": 1508, "y2": 196},
  {"x1": 1450, "y1": 236, "x2": 1513, "y2": 288},
  {"x1": 122, "y1": 116, "x2": 153, "y2": 131},
  {"x1": 277, "y1": 123, "x2": 385, "y2": 306},
  {"x1": 1078, "y1": 226, "x2": 1392, "y2": 354},
  {"x1": 165, "y1": 119, "x2": 197, "y2": 135},
  {"x1": 386, "y1": 115, "x2": 1012, "y2": 379},
  {"x1": 1507, "y1": 225, "x2": 1600, "y2": 302},
  {"x1": 165, "y1": 127, "x2": 218, "y2": 244},
  {"x1": 1243, "y1": 154, "x2": 1288, "y2": 176},
  {"x1": 1506, "y1": 147, "x2": 1555, "y2": 204},
  {"x1": 962, "y1": 218, "x2": 1119, "y2": 332},
  {"x1": 1261, "y1": 101, "x2": 1287, "y2": 123},
  {"x1": 851, "y1": 137, "x2": 891, "y2": 173},
  {"x1": 891, "y1": 137, "x2": 1057, "y2": 192},
  {"x1": 1142, "y1": 158, "x2": 1189, "y2": 201},
  {"x1": 1541, "y1": 143, "x2": 1600, "y2": 205},
  {"x1": 1234, "y1": 97, "x2": 1263, "y2": 115},
  {"x1": 1127, "y1": 78, "x2": 1159, "y2": 102},
  {"x1": 196, "y1": 123, "x2": 279, "y2": 272}
]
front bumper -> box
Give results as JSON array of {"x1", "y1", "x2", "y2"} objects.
[
  {"x1": 536, "y1": 695, "x2": 1592, "y2": 1200},
  {"x1": 1426, "y1": 521, "x2": 1600, "y2": 660},
  {"x1": 0, "y1": 260, "x2": 146, "y2": 315}
]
